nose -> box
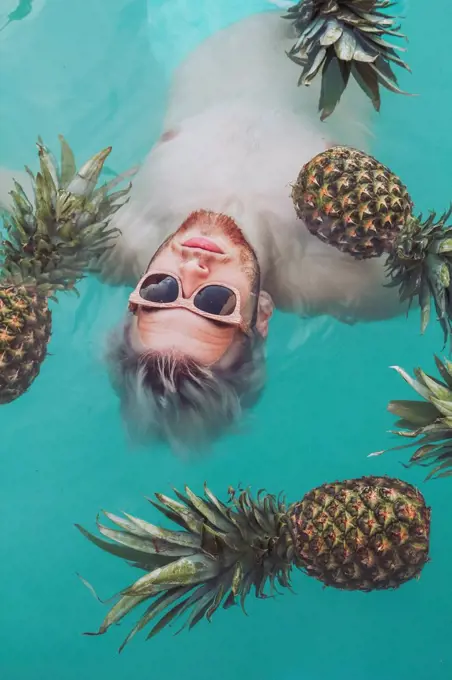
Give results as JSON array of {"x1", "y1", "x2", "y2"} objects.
[{"x1": 179, "y1": 258, "x2": 210, "y2": 296}]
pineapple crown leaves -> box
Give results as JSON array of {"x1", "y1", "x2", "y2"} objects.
[
  {"x1": 385, "y1": 206, "x2": 452, "y2": 347},
  {"x1": 75, "y1": 484, "x2": 294, "y2": 650},
  {"x1": 0, "y1": 135, "x2": 132, "y2": 299},
  {"x1": 369, "y1": 356, "x2": 452, "y2": 480},
  {"x1": 283, "y1": 0, "x2": 411, "y2": 119}
]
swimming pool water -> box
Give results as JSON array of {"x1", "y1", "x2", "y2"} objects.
[{"x1": 1, "y1": 1, "x2": 451, "y2": 679}]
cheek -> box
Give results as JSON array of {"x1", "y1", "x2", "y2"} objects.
[
  {"x1": 231, "y1": 271, "x2": 255, "y2": 311},
  {"x1": 148, "y1": 248, "x2": 180, "y2": 272},
  {"x1": 216, "y1": 261, "x2": 250, "y2": 291}
]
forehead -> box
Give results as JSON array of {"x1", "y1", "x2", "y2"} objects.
[{"x1": 133, "y1": 308, "x2": 237, "y2": 364}]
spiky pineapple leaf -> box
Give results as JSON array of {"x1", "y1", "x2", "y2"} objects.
[
  {"x1": 434, "y1": 355, "x2": 452, "y2": 389},
  {"x1": 387, "y1": 208, "x2": 452, "y2": 347},
  {"x1": 76, "y1": 486, "x2": 293, "y2": 650},
  {"x1": 0, "y1": 136, "x2": 131, "y2": 296},
  {"x1": 117, "y1": 587, "x2": 185, "y2": 652},
  {"x1": 75, "y1": 523, "x2": 170, "y2": 569},
  {"x1": 388, "y1": 400, "x2": 441, "y2": 427},
  {"x1": 284, "y1": 0, "x2": 410, "y2": 118},
  {"x1": 374, "y1": 359, "x2": 452, "y2": 479}
]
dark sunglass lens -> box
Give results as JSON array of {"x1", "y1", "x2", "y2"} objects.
[
  {"x1": 194, "y1": 285, "x2": 237, "y2": 316},
  {"x1": 140, "y1": 274, "x2": 179, "y2": 303}
]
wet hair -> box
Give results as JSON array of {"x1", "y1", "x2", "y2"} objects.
[
  {"x1": 106, "y1": 209, "x2": 266, "y2": 451},
  {"x1": 106, "y1": 317, "x2": 266, "y2": 453}
]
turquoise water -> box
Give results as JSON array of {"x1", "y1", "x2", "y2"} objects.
[{"x1": 1, "y1": 1, "x2": 451, "y2": 679}]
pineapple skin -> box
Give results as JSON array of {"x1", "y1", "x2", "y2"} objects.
[
  {"x1": 292, "y1": 146, "x2": 413, "y2": 260},
  {"x1": 288, "y1": 475, "x2": 430, "y2": 591},
  {"x1": 0, "y1": 285, "x2": 51, "y2": 404}
]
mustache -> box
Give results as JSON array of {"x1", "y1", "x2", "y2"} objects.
[
  {"x1": 145, "y1": 210, "x2": 261, "y2": 283},
  {"x1": 176, "y1": 219, "x2": 249, "y2": 249}
]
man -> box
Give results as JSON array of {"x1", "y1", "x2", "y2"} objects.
[{"x1": 0, "y1": 12, "x2": 402, "y2": 450}]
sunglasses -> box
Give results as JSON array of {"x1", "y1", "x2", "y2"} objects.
[{"x1": 128, "y1": 271, "x2": 251, "y2": 334}]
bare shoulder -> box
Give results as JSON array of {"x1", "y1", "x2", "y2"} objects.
[{"x1": 267, "y1": 222, "x2": 406, "y2": 323}]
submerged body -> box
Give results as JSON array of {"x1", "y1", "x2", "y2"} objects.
[
  {"x1": 100, "y1": 12, "x2": 400, "y2": 322},
  {"x1": 0, "y1": 12, "x2": 402, "y2": 324}
]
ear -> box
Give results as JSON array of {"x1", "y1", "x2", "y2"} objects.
[{"x1": 255, "y1": 291, "x2": 274, "y2": 338}]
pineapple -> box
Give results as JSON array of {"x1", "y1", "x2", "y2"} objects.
[
  {"x1": 283, "y1": 0, "x2": 410, "y2": 119},
  {"x1": 77, "y1": 475, "x2": 430, "y2": 650},
  {"x1": 371, "y1": 357, "x2": 452, "y2": 479},
  {"x1": 292, "y1": 145, "x2": 452, "y2": 344},
  {"x1": 0, "y1": 136, "x2": 131, "y2": 403},
  {"x1": 0, "y1": 286, "x2": 51, "y2": 404}
]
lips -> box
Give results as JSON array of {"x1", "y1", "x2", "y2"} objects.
[{"x1": 182, "y1": 237, "x2": 224, "y2": 254}]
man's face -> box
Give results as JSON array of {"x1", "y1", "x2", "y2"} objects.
[{"x1": 130, "y1": 211, "x2": 263, "y2": 365}]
